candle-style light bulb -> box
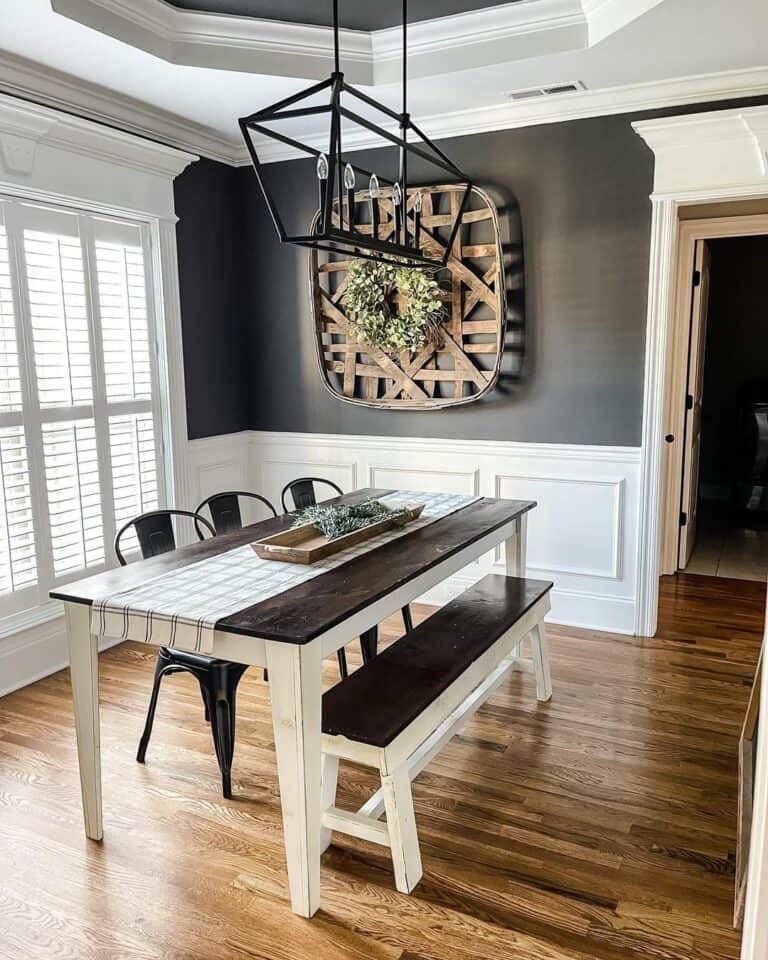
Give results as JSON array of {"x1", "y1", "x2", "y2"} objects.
[
  {"x1": 343, "y1": 163, "x2": 356, "y2": 231},
  {"x1": 413, "y1": 191, "x2": 423, "y2": 250},
  {"x1": 369, "y1": 173, "x2": 380, "y2": 240},
  {"x1": 316, "y1": 152, "x2": 329, "y2": 231},
  {"x1": 393, "y1": 181, "x2": 402, "y2": 245}
]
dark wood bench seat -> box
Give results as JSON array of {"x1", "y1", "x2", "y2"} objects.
[
  {"x1": 322, "y1": 574, "x2": 553, "y2": 748},
  {"x1": 320, "y1": 574, "x2": 553, "y2": 895}
]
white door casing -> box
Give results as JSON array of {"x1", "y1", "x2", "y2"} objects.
[{"x1": 633, "y1": 103, "x2": 768, "y2": 960}]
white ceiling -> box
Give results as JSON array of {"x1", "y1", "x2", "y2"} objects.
[{"x1": 0, "y1": 0, "x2": 766, "y2": 164}]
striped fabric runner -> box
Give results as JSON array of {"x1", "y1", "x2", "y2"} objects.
[{"x1": 91, "y1": 491, "x2": 480, "y2": 654}]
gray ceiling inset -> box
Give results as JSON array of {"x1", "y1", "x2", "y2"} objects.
[{"x1": 165, "y1": 0, "x2": 521, "y2": 31}]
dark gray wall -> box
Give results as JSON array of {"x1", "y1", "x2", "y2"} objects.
[
  {"x1": 700, "y1": 236, "x2": 768, "y2": 498},
  {"x1": 174, "y1": 157, "x2": 250, "y2": 439},
  {"x1": 240, "y1": 113, "x2": 653, "y2": 445},
  {"x1": 168, "y1": 0, "x2": 520, "y2": 30},
  {"x1": 175, "y1": 96, "x2": 768, "y2": 445}
]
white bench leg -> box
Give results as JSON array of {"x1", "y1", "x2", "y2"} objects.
[
  {"x1": 530, "y1": 621, "x2": 552, "y2": 702},
  {"x1": 320, "y1": 754, "x2": 339, "y2": 854},
  {"x1": 381, "y1": 763, "x2": 422, "y2": 894}
]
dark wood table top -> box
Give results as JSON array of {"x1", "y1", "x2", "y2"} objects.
[{"x1": 51, "y1": 489, "x2": 534, "y2": 644}]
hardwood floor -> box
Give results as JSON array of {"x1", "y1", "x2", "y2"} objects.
[{"x1": 0, "y1": 573, "x2": 763, "y2": 960}]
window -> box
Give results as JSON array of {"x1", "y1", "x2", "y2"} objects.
[{"x1": 0, "y1": 196, "x2": 165, "y2": 618}]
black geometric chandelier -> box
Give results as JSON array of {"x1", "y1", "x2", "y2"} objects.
[{"x1": 238, "y1": 0, "x2": 472, "y2": 267}]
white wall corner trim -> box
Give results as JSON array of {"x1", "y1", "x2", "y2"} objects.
[{"x1": 632, "y1": 103, "x2": 768, "y2": 960}]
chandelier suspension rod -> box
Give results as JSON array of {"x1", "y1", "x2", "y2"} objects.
[
  {"x1": 333, "y1": 0, "x2": 340, "y2": 74},
  {"x1": 399, "y1": 0, "x2": 408, "y2": 246}
]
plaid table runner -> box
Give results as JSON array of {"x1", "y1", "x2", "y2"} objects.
[{"x1": 91, "y1": 491, "x2": 480, "y2": 654}]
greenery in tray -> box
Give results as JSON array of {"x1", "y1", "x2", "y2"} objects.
[
  {"x1": 342, "y1": 259, "x2": 444, "y2": 354},
  {"x1": 294, "y1": 498, "x2": 406, "y2": 540}
]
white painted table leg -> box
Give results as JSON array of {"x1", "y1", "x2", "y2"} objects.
[
  {"x1": 530, "y1": 621, "x2": 553, "y2": 702},
  {"x1": 65, "y1": 602, "x2": 103, "y2": 841},
  {"x1": 320, "y1": 753, "x2": 339, "y2": 854},
  {"x1": 381, "y1": 761, "x2": 422, "y2": 894},
  {"x1": 505, "y1": 513, "x2": 527, "y2": 577},
  {"x1": 266, "y1": 639, "x2": 323, "y2": 917}
]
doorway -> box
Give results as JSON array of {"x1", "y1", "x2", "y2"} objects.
[
  {"x1": 659, "y1": 212, "x2": 768, "y2": 582},
  {"x1": 681, "y1": 235, "x2": 768, "y2": 581}
]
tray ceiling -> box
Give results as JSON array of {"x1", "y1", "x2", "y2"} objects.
[{"x1": 166, "y1": 0, "x2": 521, "y2": 31}]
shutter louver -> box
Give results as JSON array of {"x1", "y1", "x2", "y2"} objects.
[
  {"x1": 109, "y1": 412, "x2": 159, "y2": 554},
  {"x1": 24, "y1": 228, "x2": 93, "y2": 410},
  {"x1": 42, "y1": 419, "x2": 105, "y2": 576},
  {"x1": 0, "y1": 427, "x2": 37, "y2": 595},
  {"x1": 0, "y1": 226, "x2": 23, "y2": 414},
  {"x1": 96, "y1": 241, "x2": 152, "y2": 403}
]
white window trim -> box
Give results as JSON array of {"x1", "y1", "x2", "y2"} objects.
[{"x1": 0, "y1": 91, "x2": 197, "y2": 639}]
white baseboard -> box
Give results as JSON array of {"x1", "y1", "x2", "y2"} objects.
[{"x1": 0, "y1": 613, "x2": 124, "y2": 698}]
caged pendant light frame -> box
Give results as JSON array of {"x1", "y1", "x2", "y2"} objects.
[{"x1": 238, "y1": 0, "x2": 473, "y2": 268}]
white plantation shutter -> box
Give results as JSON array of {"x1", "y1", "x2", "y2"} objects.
[
  {"x1": 0, "y1": 196, "x2": 166, "y2": 616},
  {"x1": 0, "y1": 427, "x2": 37, "y2": 594},
  {"x1": 42, "y1": 419, "x2": 104, "y2": 576}
]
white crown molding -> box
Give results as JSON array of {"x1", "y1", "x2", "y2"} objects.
[
  {"x1": 0, "y1": 50, "x2": 241, "y2": 165},
  {"x1": 0, "y1": 91, "x2": 196, "y2": 180},
  {"x1": 0, "y1": 50, "x2": 241, "y2": 163},
  {"x1": 50, "y1": 0, "x2": 664, "y2": 84},
  {"x1": 633, "y1": 104, "x2": 768, "y2": 195},
  {"x1": 246, "y1": 66, "x2": 768, "y2": 165},
  {"x1": 2, "y1": 42, "x2": 767, "y2": 171}
]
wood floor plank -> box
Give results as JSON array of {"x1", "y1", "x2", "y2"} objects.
[{"x1": 0, "y1": 572, "x2": 760, "y2": 959}]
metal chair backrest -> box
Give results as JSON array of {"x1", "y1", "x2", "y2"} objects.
[
  {"x1": 115, "y1": 509, "x2": 215, "y2": 566},
  {"x1": 281, "y1": 477, "x2": 344, "y2": 513},
  {"x1": 194, "y1": 491, "x2": 277, "y2": 538}
]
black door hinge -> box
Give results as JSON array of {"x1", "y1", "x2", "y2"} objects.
[
  {"x1": 680, "y1": 511, "x2": 688, "y2": 526},
  {"x1": 693, "y1": 269, "x2": 701, "y2": 287},
  {"x1": 686, "y1": 393, "x2": 694, "y2": 410}
]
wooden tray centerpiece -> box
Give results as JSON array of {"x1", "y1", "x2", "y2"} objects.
[{"x1": 252, "y1": 499, "x2": 425, "y2": 565}]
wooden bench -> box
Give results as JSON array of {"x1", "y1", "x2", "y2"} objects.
[{"x1": 320, "y1": 574, "x2": 553, "y2": 893}]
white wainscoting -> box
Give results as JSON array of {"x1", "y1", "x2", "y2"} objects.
[
  {"x1": 244, "y1": 431, "x2": 641, "y2": 635},
  {"x1": 1, "y1": 428, "x2": 640, "y2": 696}
]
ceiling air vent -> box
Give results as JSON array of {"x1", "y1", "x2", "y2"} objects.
[{"x1": 505, "y1": 81, "x2": 586, "y2": 102}]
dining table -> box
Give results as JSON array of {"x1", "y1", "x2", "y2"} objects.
[{"x1": 52, "y1": 487, "x2": 534, "y2": 918}]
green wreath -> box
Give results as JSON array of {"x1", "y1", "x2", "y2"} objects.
[{"x1": 342, "y1": 259, "x2": 444, "y2": 354}]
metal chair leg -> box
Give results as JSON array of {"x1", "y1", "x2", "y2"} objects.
[
  {"x1": 136, "y1": 650, "x2": 178, "y2": 763},
  {"x1": 360, "y1": 625, "x2": 378, "y2": 663},
  {"x1": 401, "y1": 605, "x2": 413, "y2": 633},
  {"x1": 207, "y1": 662, "x2": 247, "y2": 799},
  {"x1": 337, "y1": 648, "x2": 349, "y2": 678}
]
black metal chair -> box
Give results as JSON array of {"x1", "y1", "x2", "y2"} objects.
[
  {"x1": 195, "y1": 489, "x2": 352, "y2": 680},
  {"x1": 194, "y1": 490, "x2": 277, "y2": 537},
  {"x1": 116, "y1": 509, "x2": 245, "y2": 799},
  {"x1": 280, "y1": 478, "x2": 415, "y2": 663}
]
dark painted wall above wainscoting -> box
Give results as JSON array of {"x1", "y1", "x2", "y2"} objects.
[
  {"x1": 174, "y1": 97, "x2": 768, "y2": 446},
  {"x1": 240, "y1": 114, "x2": 652, "y2": 446},
  {"x1": 174, "y1": 158, "x2": 250, "y2": 440}
]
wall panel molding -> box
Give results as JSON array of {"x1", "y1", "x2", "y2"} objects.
[{"x1": 245, "y1": 430, "x2": 641, "y2": 634}]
